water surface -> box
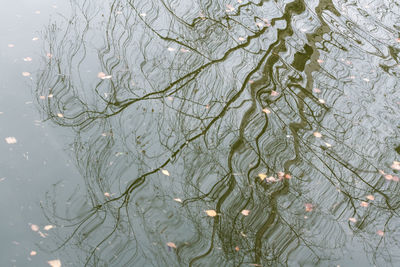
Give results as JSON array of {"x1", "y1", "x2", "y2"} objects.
[{"x1": 2, "y1": 0, "x2": 400, "y2": 266}]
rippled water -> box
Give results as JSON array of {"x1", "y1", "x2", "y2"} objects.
[{"x1": 2, "y1": 0, "x2": 400, "y2": 266}]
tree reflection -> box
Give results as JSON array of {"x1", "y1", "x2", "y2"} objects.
[{"x1": 36, "y1": 0, "x2": 400, "y2": 266}]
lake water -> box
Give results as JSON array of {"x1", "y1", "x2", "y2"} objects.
[{"x1": 1, "y1": 0, "x2": 400, "y2": 266}]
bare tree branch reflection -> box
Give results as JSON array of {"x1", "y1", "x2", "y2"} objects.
[{"x1": 35, "y1": 0, "x2": 400, "y2": 266}]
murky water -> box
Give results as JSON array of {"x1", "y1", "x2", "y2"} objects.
[{"x1": 2, "y1": 0, "x2": 400, "y2": 266}]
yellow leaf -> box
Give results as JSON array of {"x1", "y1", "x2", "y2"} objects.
[{"x1": 258, "y1": 173, "x2": 267, "y2": 181}]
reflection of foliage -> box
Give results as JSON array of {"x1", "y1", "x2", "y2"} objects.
[{"x1": 36, "y1": 0, "x2": 400, "y2": 266}]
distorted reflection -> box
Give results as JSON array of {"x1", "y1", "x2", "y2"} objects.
[{"x1": 35, "y1": 0, "x2": 400, "y2": 266}]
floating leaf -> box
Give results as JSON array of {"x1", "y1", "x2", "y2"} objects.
[
  {"x1": 205, "y1": 210, "x2": 217, "y2": 217},
  {"x1": 161, "y1": 169, "x2": 170, "y2": 176},
  {"x1": 258, "y1": 173, "x2": 267, "y2": 181},
  {"x1": 313, "y1": 132, "x2": 322, "y2": 138},
  {"x1": 305, "y1": 203, "x2": 313, "y2": 212},
  {"x1": 271, "y1": 90, "x2": 279, "y2": 96},
  {"x1": 47, "y1": 259, "x2": 61, "y2": 267},
  {"x1": 391, "y1": 161, "x2": 400, "y2": 170},
  {"x1": 44, "y1": 225, "x2": 54, "y2": 231},
  {"x1": 241, "y1": 210, "x2": 250, "y2": 216},
  {"x1": 324, "y1": 142, "x2": 332, "y2": 148},
  {"x1": 5, "y1": 137, "x2": 17, "y2": 144},
  {"x1": 166, "y1": 242, "x2": 177, "y2": 249},
  {"x1": 366, "y1": 195, "x2": 375, "y2": 201},
  {"x1": 30, "y1": 224, "x2": 39, "y2": 232},
  {"x1": 262, "y1": 108, "x2": 271, "y2": 114},
  {"x1": 226, "y1": 4, "x2": 235, "y2": 12},
  {"x1": 349, "y1": 217, "x2": 357, "y2": 223},
  {"x1": 97, "y1": 72, "x2": 112, "y2": 79}
]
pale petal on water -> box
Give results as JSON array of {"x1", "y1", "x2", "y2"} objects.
[
  {"x1": 30, "y1": 224, "x2": 39, "y2": 232},
  {"x1": 47, "y1": 259, "x2": 61, "y2": 267},
  {"x1": 166, "y1": 242, "x2": 177, "y2": 249},
  {"x1": 226, "y1": 4, "x2": 235, "y2": 12},
  {"x1": 8, "y1": 44, "x2": 15, "y2": 48},
  {"x1": 271, "y1": 90, "x2": 279, "y2": 96},
  {"x1": 5, "y1": 137, "x2": 17, "y2": 144},
  {"x1": 57, "y1": 113, "x2": 64, "y2": 118},
  {"x1": 262, "y1": 108, "x2": 271, "y2": 114},
  {"x1": 161, "y1": 169, "x2": 170, "y2": 176},
  {"x1": 384, "y1": 174, "x2": 393, "y2": 180},
  {"x1": 360, "y1": 201, "x2": 369, "y2": 207},
  {"x1": 23, "y1": 57, "x2": 32, "y2": 62},
  {"x1": 205, "y1": 210, "x2": 217, "y2": 217},
  {"x1": 44, "y1": 225, "x2": 54, "y2": 231},
  {"x1": 349, "y1": 217, "x2": 357, "y2": 223},
  {"x1": 22, "y1": 72, "x2": 31, "y2": 77},
  {"x1": 324, "y1": 142, "x2": 332, "y2": 148},
  {"x1": 173, "y1": 198, "x2": 182, "y2": 203},
  {"x1": 391, "y1": 161, "x2": 400, "y2": 170},
  {"x1": 241, "y1": 210, "x2": 250, "y2": 216},
  {"x1": 284, "y1": 173, "x2": 292, "y2": 179},
  {"x1": 305, "y1": 203, "x2": 313, "y2": 212},
  {"x1": 318, "y1": 99, "x2": 326, "y2": 104},
  {"x1": 32, "y1": 37, "x2": 39, "y2": 41},
  {"x1": 30, "y1": 251, "x2": 37, "y2": 256},
  {"x1": 313, "y1": 132, "x2": 322, "y2": 138},
  {"x1": 313, "y1": 88, "x2": 321, "y2": 93},
  {"x1": 377, "y1": 230, "x2": 384, "y2": 236},
  {"x1": 366, "y1": 195, "x2": 375, "y2": 201},
  {"x1": 317, "y1": 59, "x2": 324, "y2": 64}
]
